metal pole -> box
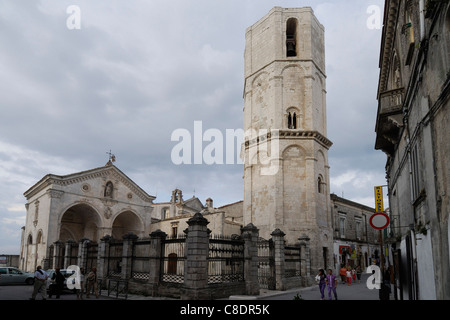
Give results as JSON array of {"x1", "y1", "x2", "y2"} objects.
[{"x1": 379, "y1": 230, "x2": 385, "y2": 273}]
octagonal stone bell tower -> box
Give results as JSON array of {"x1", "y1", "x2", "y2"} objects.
[{"x1": 242, "y1": 7, "x2": 333, "y2": 272}]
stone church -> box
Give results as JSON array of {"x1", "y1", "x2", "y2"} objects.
[{"x1": 19, "y1": 7, "x2": 377, "y2": 277}]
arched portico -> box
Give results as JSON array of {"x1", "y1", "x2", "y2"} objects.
[
  {"x1": 111, "y1": 210, "x2": 144, "y2": 239},
  {"x1": 59, "y1": 203, "x2": 102, "y2": 242}
]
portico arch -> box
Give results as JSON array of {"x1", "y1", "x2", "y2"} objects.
[
  {"x1": 26, "y1": 234, "x2": 33, "y2": 271},
  {"x1": 59, "y1": 203, "x2": 102, "y2": 242},
  {"x1": 111, "y1": 210, "x2": 144, "y2": 239}
]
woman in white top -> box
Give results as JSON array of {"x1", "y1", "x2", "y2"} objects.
[{"x1": 346, "y1": 269, "x2": 352, "y2": 286}]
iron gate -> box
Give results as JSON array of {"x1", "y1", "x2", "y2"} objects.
[
  {"x1": 257, "y1": 238, "x2": 275, "y2": 290},
  {"x1": 161, "y1": 235, "x2": 186, "y2": 283},
  {"x1": 66, "y1": 243, "x2": 78, "y2": 267},
  {"x1": 107, "y1": 240, "x2": 123, "y2": 278},
  {"x1": 131, "y1": 239, "x2": 151, "y2": 281},
  {"x1": 84, "y1": 242, "x2": 98, "y2": 271},
  {"x1": 208, "y1": 235, "x2": 245, "y2": 284}
]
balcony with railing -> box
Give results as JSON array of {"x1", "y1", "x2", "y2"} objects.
[{"x1": 375, "y1": 87, "x2": 405, "y2": 155}]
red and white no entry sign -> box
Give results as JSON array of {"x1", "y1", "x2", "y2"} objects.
[{"x1": 369, "y1": 212, "x2": 390, "y2": 230}]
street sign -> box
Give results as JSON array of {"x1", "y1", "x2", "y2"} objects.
[
  {"x1": 369, "y1": 212, "x2": 390, "y2": 230},
  {"x1": 374, "y1": 186, "x2": 384, "y2": 213}
]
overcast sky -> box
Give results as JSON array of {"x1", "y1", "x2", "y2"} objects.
[{"x1": 0, "y1": 0, "x2": 387, "y2": 254}]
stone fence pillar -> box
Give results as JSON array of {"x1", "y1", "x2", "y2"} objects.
[
  {"x1": 122, "y1": 232, "x2": 138, "y2": 280},
  {"x1": 271, "y1": 229, "x2": 286, "y2": 291},
  {"x1": 97, "y1": 235, "x2": 111, "y2": 281},
  {"x1": 148, "y1": 230, "x2": 167, "y2": 293},
  {"x1": 182, "y1": 212, "x2": 210, "y2": 299},
  {"x1": 241, "y1": 223, "x2": 260, "y2": 295}
]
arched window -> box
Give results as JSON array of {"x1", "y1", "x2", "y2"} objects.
[
  {"x1": 403, "y1": 1, "x2": 415, "y2": 65},
  {"x1": 286, "y1": 18, "x2": 298, "y2": 57},
  {"x1": 286, "y1": 107, "x2": 300, "y2": 129},
  {"x1": 168, "y1": 253, "x2": 178, "y2": 274},
  {"x1": 36, "y1": 231, "x2": 42, "y2": 244},
  {"x1": 405, "y1": 3, "x2": 414, "y2": 44},
  {"x1": 162, "y1": 207, "x2": 169, "y2": 220}
]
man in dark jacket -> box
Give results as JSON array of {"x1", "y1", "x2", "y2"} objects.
[{"x1": 49, "y1": 268, "x2": 65, "y2": 299}]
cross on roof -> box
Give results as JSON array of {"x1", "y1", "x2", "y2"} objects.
[{"x1": 106, "y1": 150, "x2": 116, "y2": 163}]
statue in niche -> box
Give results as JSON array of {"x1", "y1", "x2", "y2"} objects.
[
  {"x1": 394, "y1": 66, "x2": 401, "y2": 88},
  {"x1": 104, "y1": 181, "x2": 113, "y2": 198}
]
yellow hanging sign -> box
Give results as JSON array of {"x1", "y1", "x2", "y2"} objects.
[{"x1": 374, "y1": 186, "x2": 384, "y2": 212}]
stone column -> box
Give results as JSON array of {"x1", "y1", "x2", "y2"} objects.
[
  {"x1": 182, "y1": 212, "x2": 210, "y2": 300},
  {"x1": 271, "y1": 229, "x2": 286, "y2": 291},
  {"x1": 97, "y1": 235, "x2": 111, "y2": 281},
  {"x1": 63, "y1": 239, "x2": 75, "y2": 269},
  {"x1": 53, "y1": 241, "x2": 64, "y2": 269},
  {"x1": 121, "y1": 232, "x2": 138, "y2": 280},
  {"x1": 242, "y1": 223, "x2": 260, "y2": 296},
  {"x1": 148, "y1": 230, "x2": 167, "y2": 294}
]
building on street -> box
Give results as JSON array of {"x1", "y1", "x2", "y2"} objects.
[
  {"x1": 330, "y1": 194, "x2": 379, "y2": 273},
  {"x1": 374, "y1": 0, "x2": 449, "y2": 300}
]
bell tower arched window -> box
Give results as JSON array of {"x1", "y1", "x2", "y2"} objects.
[
  {"x1": 287, "y1": 112, "x2": 297, "y2": 129},
  {"x1": 286, "y1": 107, "x2": 301, "y2": 129},
  {"x1": 286, "y1": 18, "x2": 298, "y2": 57}
]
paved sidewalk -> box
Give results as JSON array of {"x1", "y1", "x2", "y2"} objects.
[
  {"x1": 229, "y1": 274, "x2": 383, "y2": 300},
  {"x1": 0, "y1": 273, "x2": 386, "y2": 300}
]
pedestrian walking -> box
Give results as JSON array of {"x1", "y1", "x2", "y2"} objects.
[
  {"x1": 351, "y1": 267, "x2": 356, "y2": 283},
  {"x1": 356, "y1": 265, "x2": 362, "y2": 284},
  {"x1": 346, "y1": 268, "x2": 352, "y2": 286},
  {"x1": 76, "y1": 267, "x2": 85, "y2": 300},
  {"x1": 86, "y1": 267, "x2": 99, "y2": 298},
  {"x1": 316, "y1": 269, "x2": 326, "y2": 300},
  {"x1": 325, "y1": 269, "x2": 338, "y2": 300},
  {"x1": 30, "y1": 265, "x2": 48, "y2": 300},
  {"x1": 339, "y1": 264, "x2": 347, "y2": 284},
  {"x1": 49, "y1": 267, "x2": 65, "y2": 299}
]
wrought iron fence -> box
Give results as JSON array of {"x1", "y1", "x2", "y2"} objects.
[
  {"x1": 131, "y1": 239, "x2": 151, "y2": 281},
  {"x1": 208, "y1": 235, "x2": 245, "y2": 284},
  {"x1": 107, "y1": 278, "x2": 128, "y2": 299},
  {"x1": 161, "y1": 235, "x2": 186, "y2": 284},
  {"x1": 66, "y1": 244, "x2": 78, "y2": 267},
  {"x1": 84, "y1": 242, "x2": 98, "y2": 272},
  {"x1": 257, "y1": 238, "x2": 275, "y2": 290},
  {"x1": 107, "y1": 240, "x2": 123, "y2": 278},
  {"x1": 284, "y1": 245, "x2": 301, "y2": 278}
]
